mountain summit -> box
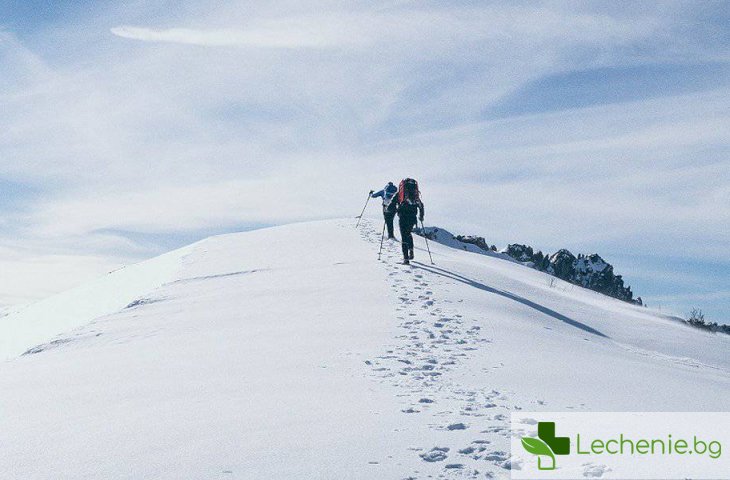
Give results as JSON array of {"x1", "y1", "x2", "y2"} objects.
[{"x1": 1, "y1": 219, "x2": 728, "y2": 479}]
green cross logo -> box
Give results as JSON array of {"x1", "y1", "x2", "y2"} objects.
[{"x1": 521, "y1": 422, "x2": 571, "y2": 470}]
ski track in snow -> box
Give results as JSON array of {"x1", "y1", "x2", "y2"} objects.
[{"x1": 358, "y1": 222, "x2": 517, "y2": 479}]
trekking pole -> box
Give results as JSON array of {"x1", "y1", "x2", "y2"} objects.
[
  {"x1": 355, "y1": 192, "x2": 372, "y2": 228},
  {"x1": 377, "y1": 222, "x2": 386, "y2": 260},
  {"x1": 420, "y1": 219, "x2": 434, "y2": 265}
]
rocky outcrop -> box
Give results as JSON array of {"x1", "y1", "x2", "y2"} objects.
[
  {"x1": 454, "y1": 235, "x2": 496, "y2": 252},
  {"x1": 503, "y1": 246, "x2": 638, "y2": 303},
  {"x1": 419, "y1": 227, "x2": 641, "y2": 305}
]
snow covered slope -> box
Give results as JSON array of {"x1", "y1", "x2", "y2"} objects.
[
  {"x1": 1, "y1": 219, "x2": 728, "y2": 479},
  {"x1": 0, "y1": 244, "x2": 194, "y2": 360}
]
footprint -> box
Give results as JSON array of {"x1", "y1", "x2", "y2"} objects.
[
  {"x1": 483, "y1": 451, "x2": 508, "y2": 462},
  {"x1": 419, "y1": 447, "x2": 449, "y2": 462},
  {"x1": 582, "y1": 463, "x2": 611, "y2": 477},
  {"x1": 446, "y1": 422, "x2": 468, "y2": 431}
]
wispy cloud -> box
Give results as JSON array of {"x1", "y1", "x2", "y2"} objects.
[
  {"x1": 110, "y1": 22, "x2": 358, "y2": 49},
  {"x1": 110, "y1": 6, "x2": 658, "y2": 51}
]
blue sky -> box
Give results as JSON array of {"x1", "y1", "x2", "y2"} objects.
[{"x1": 0, "y1": 1, "x2": 729, "y2": 321}]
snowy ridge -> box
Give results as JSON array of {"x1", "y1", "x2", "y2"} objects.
[
  {"x1": 0, "y1": 219, "x2": 728, "y2": 479},
  {"x1": 0, "y1": 243, "x2": 195, "y2": 360},
  {"x1": 420, "y1": 227, "x2": 639, "y2": 304},
  {"x1": 417, "y1": 226, "x2": 514, "y2": 261}
]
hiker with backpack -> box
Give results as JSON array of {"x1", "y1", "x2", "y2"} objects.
[
  {"x1": 386, "y1": 178, "x2": 425, "y2": 265},
  {"x1": 370, "y1": 182, "x2": 398, "y2": 239}
]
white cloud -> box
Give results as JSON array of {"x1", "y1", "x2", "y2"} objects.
[
  {"x1": 1, "y1": 1, "x2": 728, "y2": 311},
  {"x1": 110, "y1": 23, "x2": 357, "y2": 49},
  {"x1": 0, "y1": 30, "x2": 52, "y2": 90},
  {"x1": 110, "y1": 7, "x2": 657, "y2": 50}
]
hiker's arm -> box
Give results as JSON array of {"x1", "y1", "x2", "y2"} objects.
[
  {"x1": 371, "y1": 189, "x2": 384, "y2": 198},
  {"x1": 419, "y1": 201, "x2": 425, "y2": 221}
]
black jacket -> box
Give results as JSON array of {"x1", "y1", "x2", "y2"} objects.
[{"x1": 387, "y1": 192, "x2": 424, "y2": 222}]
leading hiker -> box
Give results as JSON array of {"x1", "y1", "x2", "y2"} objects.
[
  {"x1": 386, "y1": 178, "x2": 425, "y2": 265},
  {"x1": 370, "y1": 181, "x2": 398, "y2": 239}
]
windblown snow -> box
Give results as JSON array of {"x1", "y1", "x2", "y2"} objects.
[{"x1": 1, "y1": 219, "x2": 728, "y2": 479}]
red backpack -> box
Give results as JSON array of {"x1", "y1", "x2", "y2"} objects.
[{"x1": 398, "y1": 178, "x2": 420, "y2": 203}]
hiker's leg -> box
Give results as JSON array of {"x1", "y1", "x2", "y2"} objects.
[
  {"x1": 399, "y1": 219, "x2": 410, "y2": 258},
  {"x1": 384, "y1": 210, "x2": 395, "y2": 238},
  {"x1": 406, "y1": 220, "x2": 416, "y2": 256}
]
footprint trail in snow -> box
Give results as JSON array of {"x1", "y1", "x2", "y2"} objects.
[{"x1": 358, "y1": 221, "x2": 521, "y2": 479}]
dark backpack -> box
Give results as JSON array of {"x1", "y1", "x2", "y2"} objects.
[
  {"x1": 397, "y1": 178, "x2": 421, "y2": 217},
  {"x1": 398, "y1": 178, "x2": 420, "y2": 203}
]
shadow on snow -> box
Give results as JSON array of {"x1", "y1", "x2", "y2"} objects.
[{"x1": 411, "y1": 262, "x2": 608, "y2": 339}]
